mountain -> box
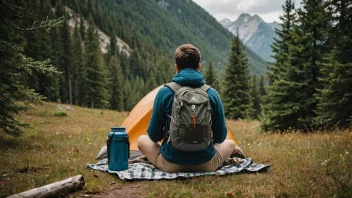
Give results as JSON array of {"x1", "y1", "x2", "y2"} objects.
[
  {"x1": 64, "y1": 0, "x2": 267, "y2": 76},
  {"x1": 219, "y1": 13, "x2": 279, "y2": 62},
  {"x1": 269, "y1": 21, "x2": 281, "y2": 32}
]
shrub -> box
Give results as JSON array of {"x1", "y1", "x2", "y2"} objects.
[{"x1": 54, "y1": 111, "x2": 68, "y2": 117}]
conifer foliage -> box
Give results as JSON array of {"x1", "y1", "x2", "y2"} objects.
[
  {"x1": 262, "y1": 0, "x2": 303, "y2": 131},
  {"x1": 263, "y1": 0, "x2": 352, "y2": 131},
  {"x1": 204, "y1": 61, "x2": 220, "y2": 91},
  {"x1": 315, "y1": 0, "x2": 352, "y2": 128},
  {"x1": 108, "y1": 56, "x2": 124, "y2": 111},
  {"x1": 0, "y1": 0, "x2": 62, "y2": 136},
  {"x1": 249, "y1": 75, "x2": 261, "y2": 120},
  {"x1": 83, "y1": 17, "x2": 109, "y2": 108},
  {"x1": 222, "y1": 35, "x2": 250, "y2": 119}
]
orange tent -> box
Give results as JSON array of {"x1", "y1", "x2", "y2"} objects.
[{"x1": 121, "y1": 85, "x2": 242, "y2": 151}]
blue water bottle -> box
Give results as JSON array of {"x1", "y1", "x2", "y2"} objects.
[{"x1": 107, "y1": 127, "x2": 129, "y2": 171}]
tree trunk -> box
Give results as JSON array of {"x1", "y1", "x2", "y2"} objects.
[
  {"x1": 68, "y1": 72, "x2": 72, "y2": 105},
  {"x1": 8, "y1": 175, "x2": 85, "y2": 198},
  {"x1": 91, "y1": 94, "x2": 94, "y2": 108},
  {"x1": 75, "y1": 78, "x2": 78, "y2": 105}
]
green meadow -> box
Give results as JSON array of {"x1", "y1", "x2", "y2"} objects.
[{"x1": 0, "y1": 102, "x2": 351, "y2": 197}]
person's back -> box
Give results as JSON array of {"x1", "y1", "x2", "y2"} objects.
[{"x1": 138, "y1": 44, "x2": 238, "y2": 172}]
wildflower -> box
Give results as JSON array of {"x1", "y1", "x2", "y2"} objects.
[{"x1": 321, "y1": 159, "x2": 328, "y2": 166}]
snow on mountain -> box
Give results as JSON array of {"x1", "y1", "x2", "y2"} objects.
[
  {"x1": 219, "y1": 18, "x2": 232, "y2": 27},
  {"x1": 219, "y1": 13, "x2": 279, "y2": 62}
]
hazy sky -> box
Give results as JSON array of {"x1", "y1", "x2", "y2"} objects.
[{"x1": 192, "y1": 0, "x2": 303, "y2": 23}]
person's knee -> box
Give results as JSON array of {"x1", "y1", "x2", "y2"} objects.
[
  {"x1": 226, "y1": 140, "x2": 236, "y2": 148},
  {"x1": 137, "y1": 135, "x2": 149, "y2": 149},
  {"x1": 224, "y1": 140, "x2": 236, "y2": 148},
  {"x1": 215, "y1": 140, "x2": 236, "y2": 157}
]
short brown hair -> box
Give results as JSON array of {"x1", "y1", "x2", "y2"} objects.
[{"x1": 174, "y1": 44, "x2": 201, "y2": 70}]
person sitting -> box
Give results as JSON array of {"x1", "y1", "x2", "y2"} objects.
[{"x1": 138, "y1": 44, "x2": 240, "y2": 173}]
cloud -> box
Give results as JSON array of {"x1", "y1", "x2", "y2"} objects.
[{"x1": 192, "y1": 0, "x2": 303, "y2": 23}]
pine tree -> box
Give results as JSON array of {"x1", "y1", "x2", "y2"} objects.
[
  {"x1": 129, "y1": 50, "x2": 145, "y2": 79},
  {"x1": 316, "y1": 0, "x2": 352, "y2": 128},
  {"x1": 268, "y1": 0, "x2": 297, "y2": 84},
  {"x1": 52, "y1": 0, "x2": 72, "y2": 104},
  {"x1": 259, "y1": 76, "x2": 266, "y2": 97},
  {"x1": 145, "y1": 71, "x2": 158, "y2": 93},
  {"x1": 249, "y1": 75, "x2": 261, "y2": 119},
  {"x1": 79, "y1": 15, "x2": 85, "y2": 40},
  {"x1": 61, "y1": 15, "x2": 74, "y2": 104},
  {"x1": 261, "y1": 0, "x2": 304, "y2": 131},
  {"x1": 82, "y1": 16, "x2": 109, "y2": 108},
  {"x1": 204, "y1": 61, "x2": 220, "y2": 91},
  {"x1": 72, "y1": 25, "x2": 83, "y2": 105},
  {"x1": 0, "y1": 0, "x2": 62, "y2": 136},
  {"x1": 37, "y1": 2, "x2": 60, "y2": 102},
  {"x1": 36, "y1": 28, "x2": 60, "y2": 102},
  {"x1": 108, "y1": 55, "x2": 124, "y2": 111},
  {"x1": 294, "y1": 0, "x2": 330, "y2": 127},
  {"x1": 20, "y1": 1, "x2": 60, "y2": 102},
  {"x1": 222, "y1": 34, "x2": 250, "y2": 119},
  {"x1": 120, "y1": 50, "x2": 130, "y2": 76},
  {"x1": 262, "y1": 0, "x2": 330, "y2": 131},
  {"x1": 258, "y1": 75, "x2": 266, "y2": 114},
  {"x1": 123, "y1": 78, "x2": 133, "y2": 111}
]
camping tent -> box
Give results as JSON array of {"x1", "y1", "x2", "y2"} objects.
[{"x1": 121, "y1": 85, "x2": 242, "y2": 151}]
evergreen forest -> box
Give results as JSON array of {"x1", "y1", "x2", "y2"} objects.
[
  {"x1": 220, "y1": 0, "x2": 352, "y2": 132},
  {"x1": 262, "y1": 0, "x2": 352, "y2": 131},
  {"x1": 1, "y1": 0, "x2": 352, "y2": 136}
]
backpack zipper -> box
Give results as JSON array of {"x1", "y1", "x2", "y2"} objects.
[{"x1": 191, "y1": 104, "x2": 196, "y2": 129}]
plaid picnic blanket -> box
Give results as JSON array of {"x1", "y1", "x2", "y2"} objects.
[{"x1": 86, "y1": 156, "x2": 270, "y2": 181}]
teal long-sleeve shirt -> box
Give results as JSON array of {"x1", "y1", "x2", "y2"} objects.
[{"x1": 147, "y1": 68, "x2": 227, "y2": 165}]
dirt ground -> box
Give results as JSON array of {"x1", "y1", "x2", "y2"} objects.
[{"x1": 91, "y1": 183, "x2": 146, "y2": 198}]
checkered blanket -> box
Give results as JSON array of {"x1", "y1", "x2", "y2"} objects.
[{"x1": 86, "y1": 157, "x2": 270, "y2": 181}]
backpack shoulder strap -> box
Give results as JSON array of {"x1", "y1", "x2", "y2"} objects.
[
  {"x1": 200, "y1": 84, "x2": 211, "y2": 92},
  {"x1": 165, "y1": 82, "x2": 181, "y2": 93}
]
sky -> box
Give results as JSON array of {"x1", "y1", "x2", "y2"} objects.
[{"x1": 192, "y1": 0, "x2": 303, "y2": 23}]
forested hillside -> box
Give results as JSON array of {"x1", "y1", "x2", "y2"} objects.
[
  {"x1": 63, "y1": 0, "x2": 267, "y2": 73},
  {"x1": 1, "y1": 0, "x2": 267, "y2": 113}
]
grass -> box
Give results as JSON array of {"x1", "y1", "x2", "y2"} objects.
[
  {"x1": 0, "y1": 102, "x2": 131, "y2": 197},
  {"x1": 1, "y1": 102, "x2": 352, "y2": 197}
]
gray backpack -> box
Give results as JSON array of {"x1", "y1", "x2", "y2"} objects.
[{"x1": 166, "y1": 82, "x2": 213, "y2": 152}]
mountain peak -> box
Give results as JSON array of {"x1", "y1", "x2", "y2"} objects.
[
  {"x1": 220, "y1": 18, "x2": 232, "y2": 23},
  {"x1": 221, "y1": 13, "x2": 279, "y2": 61},
  {"x1": 239, "y1": 13, "x2": 251, "y2": 18},
  {"x1": 219, "y1": 18, "x2": 232, "y2": 27},
  {"x1": 252, "y1": 14, "x2": 264, "y2": 22},
  {"x1": 270, "y1": 21, "x2": 280, "y2": 25},
  {"x1": 237, "y1": 13, "x2": 252, "y2": 23}
]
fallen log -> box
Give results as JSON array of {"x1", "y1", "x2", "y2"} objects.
[{"x1": 8, "y1": 175, "x2": 85, "y2": 198}]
